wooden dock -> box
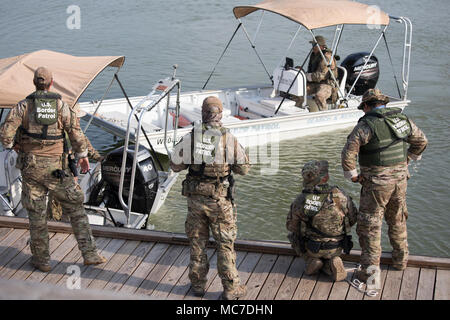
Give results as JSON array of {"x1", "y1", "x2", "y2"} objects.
[{"x1": 0, "y1": 216, "x2": 449, "y2": 300}]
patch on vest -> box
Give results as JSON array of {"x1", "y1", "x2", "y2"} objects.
[
  {"x1": 35, "y1": 98, "x2": 58, "y2": 125},
  {"x1": 385, "y1": 116, "x2": 411, "y2": 138},
  {"x1": 304, "y1": 193, "x2": 327, "y2": 217}
]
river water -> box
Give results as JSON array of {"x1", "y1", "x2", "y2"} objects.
[{"x1": 1, "y1": 0, "x2": 449, "y2": 257}]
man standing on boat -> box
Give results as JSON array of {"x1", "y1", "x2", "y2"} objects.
[
  {"x1": 170, "y1": 96, "x2": 250, "y2": 300},
  {"x1": 303, "y1": 35, "x2": 338, "y2": 111},
  {"x1": 286, "y1": 160, "x2": 358, "y2": 281},
  {"x1": 0, "y1": 67, "x2": 106, "y2": 272},
  {"x1": 341, "y1": 89, "x2": 427, "y2": 282}
]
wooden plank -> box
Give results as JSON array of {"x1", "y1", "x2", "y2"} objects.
[
  {"x1": 0, "y1": 229, "x2": 31, "y2": 269},
  {"x1": 135, "y1": 244, "x2": 184, "y2": 296},
  {"x1": 275, "y1": 257, "x2": 305, "y2": 300},
  {"x1": 26, "y1": 234, "x2": 77, "y2": 283},
  {"x1": 328, "y1": 262, "x2": 357, "y2": 300},
  {"x1": 9, "y1": 232, "x2": 69, "y2": 281},
  {"x1": 151, "y1": 246, "x2": 191, "y2": 299},
  {"x1": 416, "y1": 268, "x2": 436, "y2": 300},
  {"x1": 398, "y1": 267, "x2": 420, "y2": 300},
  {"x1": 87, "y1": 240, "x2": 141, "y2": 290},
  {"x1": 434, "y1": 269, "x2": 450, "y2": 300},
  {"x1": 55, "y1": 237, "x2": 113, "y2": 286},
  {"x1": 363, "y1": 264, "x2": 389, "y2": 301},
  {"x1": 202, "y1": 251, "x2": 247, "y2": 301},
  {"x1": 310, "y1": 272, "x2": 334, "y2": 300},
  {"x1": 166, "y1": 248, "x2": 215, "y2": 300},
  {"x1": 0, "y1": 228, "x2": 27, "y2": 257},
  {"x1": 0, "y1": 233, "x2": 56, "y2": 279},
  {"x1": 41, "y1": 237, "x2": 111, "y2": 285},
  {"x1": 236, "y1": 252, "x2": 262, "y2": 286},
  {"x1": 78, "y1": 238, "x2": 126, "y2": 289},
  {"x1": 381, "y1": 266, "x2": 404, "y2": 300},
  {"x1": 119, "y1": 242, "x2": 170, "y2": 294},
  {"x1": 184, "y1": 251, "x2": 219, "y2": 300},
  {"x1": 292, "y1": 271, "x2": 319, "y2": 300},
  {"x1": 0, "y1": 227, "x2": 13, "y2": 242},
  {"x1": 2, "y1": 217, "x2": 450, "y2": 269},
  {"x1": 257, "y1": 255, "x2": 293, "y2": 300},
  {"x1": 244, "y1": 253, "x2": 277, "y2": 300},
  {"x1": 103, "y1": 241, "x2": 155, "y2": 292}
]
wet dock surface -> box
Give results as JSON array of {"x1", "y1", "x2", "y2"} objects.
[{"x1": 0, "y1": 217, "x2": 448, "y2": 300}]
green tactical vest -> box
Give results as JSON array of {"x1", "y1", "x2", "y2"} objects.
[
  {"x1": 27, "y1": 91, "x2": 60, "y2": 125},
  {"x1": 359, "y1": 107, "x2": 411, "y2": 167}
]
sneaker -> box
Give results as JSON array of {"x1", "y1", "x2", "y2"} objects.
[
  {"x1": 392, "y1": 263, "x2": 407, "y2": 271},
  {"x1": 305, "y1": 258, "x2": 323, "y2": 275},
  {"x1": 83, "y1": 251, "x2": 107, "y2": 265},
  {"x1": 222, "y1": 284, "x2": 247, "y2": 300},
  {"x1": 31, "y1": 259, "x2": 51, "y2": 272},
  {"x1": 192, "y1": 284, "x2": 206, "y2": 297},
  {"x1": 329, "y1": 257, "x2": 347, "y2": 281}
]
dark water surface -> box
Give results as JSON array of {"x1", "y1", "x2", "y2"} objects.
[{"x1": 1, "y1": 0, "x2": 449, "y2": 257}]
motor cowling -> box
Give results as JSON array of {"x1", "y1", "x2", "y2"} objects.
[
  {"x1": 341, "y1": 52, "x2": 379, "y2": 96},
  {"x1": 88, "y1": 145, "x2": 158, "y2": 215}
]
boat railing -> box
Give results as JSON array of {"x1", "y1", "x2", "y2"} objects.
[{"x1": 118, "y1": 66, "x2": 181, "y2": 227}]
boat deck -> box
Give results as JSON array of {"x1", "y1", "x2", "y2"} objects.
[{"x1": 0, "y1": 217, "x2": 448, "y2": 300}]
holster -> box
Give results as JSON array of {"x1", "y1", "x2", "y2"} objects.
[{"x1": 342, "y1": 234, "x2": 353, "y2": 254}]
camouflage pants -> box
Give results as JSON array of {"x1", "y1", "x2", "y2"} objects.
[
  {"x1": 21, "y1": 155, "x2": 96, "y2": 264},
  {"x1": 307, "y1": 83, "x2": 332, "y2": 111},
  {"x1": 357, "y1": 178, "x2": 408, "y2": 270},
  {"x1": 186, "y1": 195, "x2": 240, "y2": 291}
]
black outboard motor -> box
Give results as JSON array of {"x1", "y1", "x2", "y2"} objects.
[
  {"x1": 341, "y1": 52, "x2": 379, "y2": 95},
  {"x1": 88, "y1": 145, "x2": 159, "y2": 215}
]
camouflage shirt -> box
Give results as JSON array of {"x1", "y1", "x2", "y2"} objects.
[
  {"x1": 341, "y1": 115, "x2": 428, "y2": 181},
  {"x1": 0, "y1": 96, "x2": 88, "y2": 158},
  {"x1": 286, "y1": 184, "x2": 358, "y2": 242}
]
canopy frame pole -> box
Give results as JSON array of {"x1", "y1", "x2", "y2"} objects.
[
  {"x1": 309, "y1": 30, "x2": 345, "y2": 101},
  {"x1": 331, "y1": 24, "x2": 344, "y2": 64},
  {"x1": 83, "y1": 68, "x2": 121, "y2": 133},
  {"x1": 382, "y1": 32, "x2": 402, "y2": 99},
  {"x1": 238, "y1": 18, "x2": 273, "y2": 84},
  {"x1": 202, "y1": 23, "x2": 242, "y2": 90},
  {"x1": 344, "y1": 24, "x2": 389, "y2": 100},
  {"x1": 252, "y1": 11, "x2": 265, "y2": 44},
  {"x1": 330, "y1": 24, "x2": 344, "y2": 56},
  {"x1": 398, "y1": 16, "x2": 412, "y2": 100},
  {"x1": 276, "y1": 25, "x2": 302, "y2": 69}
]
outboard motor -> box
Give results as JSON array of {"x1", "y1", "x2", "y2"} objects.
[
  {"x1": 88, "y1": 145, "x2": 159, "y2": 215},
  {"x1": 341, "y1": 52, "x2": 379, "y2": 95}
]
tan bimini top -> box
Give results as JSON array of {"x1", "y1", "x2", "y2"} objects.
[
  {"x1": 233, "y1": 0, "x2": 390, "y2": 30},
  {"x1": 0, "y1": 50, "x2": 125, "y2": 109}
]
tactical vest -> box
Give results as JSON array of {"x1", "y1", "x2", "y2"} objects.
[
  {"x1": 359, "y1": 107, "x2": 411, "y2": 167},
  {"x1": 17, "y1": 91, "x2": 65, "y2": 155},
  {"x1": 301, "y1": 186, "x2": 350, "y2": 240},
  {"x1": 188, "y1": 124, "x2": 231, "y2": 179}
]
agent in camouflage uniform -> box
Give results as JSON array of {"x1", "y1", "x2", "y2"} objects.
[
  {"x1": 170, "y1": 96, "x2": 250, "y2": 300},
  {"x1": 305, "y1": 36, "x2": 338, "y2": 111},
  {"x1": 341, "y1": 89, "x2": 427, "y2": 282},
  {"x1": 286, "y1": 160, "x2": 357, "y2": 281},
  {"x1": 0, "y1": 67, "x2": 106, "y2": 272}
]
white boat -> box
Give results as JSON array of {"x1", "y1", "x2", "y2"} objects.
[
  {"x1": 78, "y1": 0, "x2": 413, "y2": 155},
  {"x1": 0, "y1": 51, "x2": 179, "y2": 229}
]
